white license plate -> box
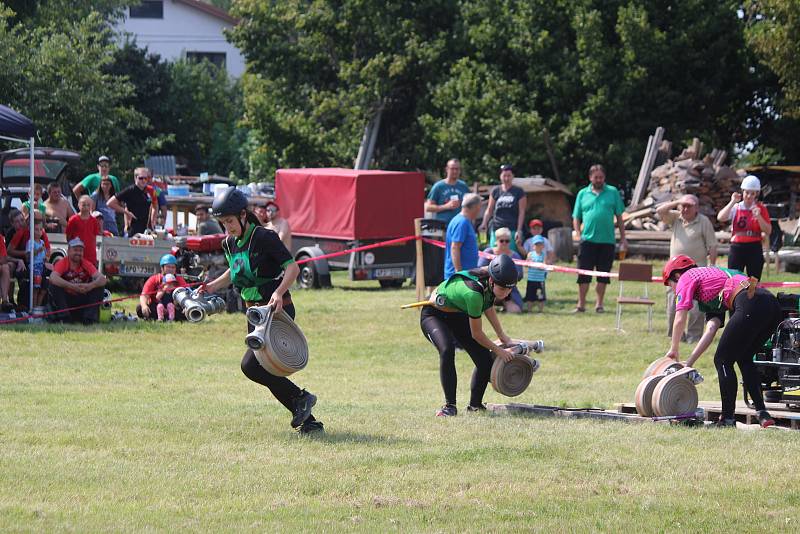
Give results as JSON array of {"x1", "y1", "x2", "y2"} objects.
[
  {"x1": 374, "y1": 268, "x2": 404, "y2": 278},
  {"x1": 121, "y1": 263, "x2": 156, "y2": 275}
]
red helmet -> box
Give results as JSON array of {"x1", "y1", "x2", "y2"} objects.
[{"x1": 662, "y1": 255, "x2": 697, "y2": 285}]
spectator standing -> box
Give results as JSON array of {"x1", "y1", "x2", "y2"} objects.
[
  {"x1": 477, "y1": 227, "x2": 524, "y2": 313},
  {"x1": 444, "y1": 193, "x2": 481, "y2": 279},
  {"x1": 48, "y1": 238, "x2": 107, "y2": 324},
  {"x1": 480, "y1": 164, "x2": 527, "y2": 253},
  {"x1": 195, "y1": 206, "x2": 223, "y2": 235},
  {"x1": 425, "y1": 159, "x2": 470, "y2": 224},
  {"x1": 44, "y1": 182, "x2": 75, "y2": 233},
  {"x1": 146, "y1": 169, "x2": 168, "y2": 228},
  {"x1": 717, "y1": 175, "x2": 771, "y2": 280},
  {"x1": 91, "y1": 177, "x2": 119, "y2": 236},
  {"x1": 21, "y1": 183, "x2": 46, "y2": 220},
  {"x1": 253, "y1": 205, "x2": 269, "y2": 225},
  {"x1": 66, "y1": 195, "x2": 102, "y2": 266},
  {"x1": 656, "y1": 194, "x2": 717, "y2": 343},
  {"x1": 72, "y1": 155, "x2": 122, "y2": 198},
  {"x1": 137, "y1": 254, "x2": 188, "y2": 320},
  {"x1": 522, "y1": 219, "x2": 555, "y2": 264},
  {"x1": 524, "y1": 236, "x2": 548, "y2": 313},
  {"x1": 27, "y1": 218, "x2": 51, "y2": 307},
  {"x1": 264, "y1": 200, "x2": 292, "y2": 250},
  {"x1": 571, "y1": 164, "x2": 627, "y2": 313},
  {"x1": 107, "y1": 168, "x2": 155, "y2": 236}
]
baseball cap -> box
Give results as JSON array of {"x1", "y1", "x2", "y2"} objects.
[
  {"x1": 91, "y1": 210, "x2": 103, "y2": 218},
  {"x1": 528, "y1": 218, "x2": 543, "y2": 228},
  {"x1": 500, "y1": 164, "x2": 514, "y2": 172},
  {"x1": 97, "y1": 155, "x2": 111, "y2": 164},
  {"x1": 68, "y1": 237, "x2": 85, "y2": 248},
  {"x1": 164, "y1": 274, "x2": 176, "y2": 283},
  {"x1": 532, "y1": 235, "x2": 545, "y2": 244}
]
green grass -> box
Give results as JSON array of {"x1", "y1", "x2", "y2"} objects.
[{"x1": 2, "y1": 263, "x2": 800, "y2": 532}]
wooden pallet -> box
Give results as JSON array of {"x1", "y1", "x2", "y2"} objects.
[
  {"x1": 486, "y1": 403, "x2": 698, "y2": 426},
  {"x1": 616, "y1": 401, "x2": 800, "y2": 430}
]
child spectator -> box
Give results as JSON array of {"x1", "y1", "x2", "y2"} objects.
[
  {"x1": 155, "y1": 273, "x2": 178, "y2": 321},
  {"x1": 524, "y1": 236, "x2": 548, "y2": 313},
  {"x1": 27, "y1": 218, "x2": 52, "y2": 307},
  {"x1": 21, "y1": 183, "x2": 46, "y2": 220},
  {"x1": 66, "y1": 195, "x2": 102, "y2": 266}
]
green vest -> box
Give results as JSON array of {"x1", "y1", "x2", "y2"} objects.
[
  {"x1": 436, "y1": 271, "x2": 495, "y2": 318},
  {"x1": 223, "y1": 224, "x2": 283, "y2": 302}
]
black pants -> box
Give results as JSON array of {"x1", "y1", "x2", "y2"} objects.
[
  {"x1": 48, "y1": 285, "x2": 104, "y2": 324},
  {"x1": 728, "y1": 241, "x2": 764, "y2": 280},
  {"x1": 240, "y1": 303, "x2": 316, "y2": 423},
  {"x1": 714, "y1": 289, "x2": 781, "y2": 419},
  {"x1": 576, "y1": 241, "x2": 615, "y2": 284},
  {"x1": 420, "y1": 305, "x2": 494, "y2": 407}
]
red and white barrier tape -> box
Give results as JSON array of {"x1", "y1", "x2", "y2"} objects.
[{"x1": 4, "y1": 233, "x2": 799, "y2": 325}]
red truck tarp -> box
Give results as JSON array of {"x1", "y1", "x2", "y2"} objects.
[{"x1": 276, "y1": 168, "x2": 425, "y2": 240}]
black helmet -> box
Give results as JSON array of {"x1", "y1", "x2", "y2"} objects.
[
  {"x1": 488, "y1": 254, "x2": 518, "y2": 288},
  {"x1": 211, "y1": 187, "x2": 248, "y2": 217}
]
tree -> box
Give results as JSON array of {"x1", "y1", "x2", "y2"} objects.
[{"x1": 232, "y1": 1, "x2": 781, "y2": 186}]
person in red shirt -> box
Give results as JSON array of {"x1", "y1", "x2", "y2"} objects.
[
  {"x1": 0, "y1": 234, "x2": 26, "y2": 310},
  {"x1": 717, "y1": 175, "x2": 771, "y2": 280},
  {"x1": 66, "y1": 195, "x2": 102, "y2": 266},
  {"x1": 136, "y1": 254, "x2": 189, "y2": 320},
  {"x1": 48, "y1": 238, "x2": 107, "y2": 324}
]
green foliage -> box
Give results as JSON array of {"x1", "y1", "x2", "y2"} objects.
[
  {"x1": 745, "y1": 0, "x2": 800, "y2": 119},
  {"x1": 233, "y1": 1, "x2": 776, "y2": 186}
]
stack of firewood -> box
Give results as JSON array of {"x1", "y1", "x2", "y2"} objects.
[{"x1": 626, "y1": 138, "x2": 743, "y2": 231}]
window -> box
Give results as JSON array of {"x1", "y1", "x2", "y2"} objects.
[
  {"x1": 129, "y1": 1, "x2": 163, "y2": 18},
  {"x1": 186, "y1": 52, "x2": 227, "y2": 71}
]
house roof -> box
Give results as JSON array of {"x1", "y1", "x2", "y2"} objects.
[
  {"x1": 174, "y1": 0, "x2": 238, "y2": 25},
  {"x1": 512, "y1": 176, "x2": 573, "y2": 196}
]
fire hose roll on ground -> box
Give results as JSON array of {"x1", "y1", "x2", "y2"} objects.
[
  {"x1": 635, "y1": 360, "x2": 700, "y2": 417},
  {"x1": 245, "y1": 306, "x2": 309, "y2": 377}
]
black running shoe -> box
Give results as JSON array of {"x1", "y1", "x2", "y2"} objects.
[
  {"x1": 758, "y1": 410, "x2": 775, "y2": 429},
  {"x1": 436, "y1": 404, "x2": 457, "y2": 417},
  {"x1": 290, "y1": 390, "x2": 317, "y2": 428},
  {"x1": 466, "y1": 403, "x2": 487, "y2": 413},
  {"x1": 297, "y1": 420, "x2": 325, "y2": 436},
  {"x1": 709, "y1": 417, "x2": 736, "y2": 428}
]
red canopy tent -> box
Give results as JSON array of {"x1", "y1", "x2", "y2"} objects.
[{"x1": 275, "y1": 168, "x2": 425, "y2": 240}]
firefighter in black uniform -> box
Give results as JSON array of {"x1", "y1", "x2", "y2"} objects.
[{"x1": 202, "y1": 187, "x2": 323, "y2": 435}]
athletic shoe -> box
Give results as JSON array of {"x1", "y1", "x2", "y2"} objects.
[
  {"x1": 436, "y1": 404, "x2": 457, "y2": 417},
  {"x1": 758, "y1": 410, "x2": 775, "y2": 429},
  {"x1": 297, "y1": 420, "x2": 325, "y2": 437},
  {"x1": 709, "y1": 417, "x2": 737, "y2": 428},
  {"x1": 466, "y1": 403, "x2": 486, "y2": 413},
  {"x1": 290, "y1": 390, "x2": 317, "y2": 428}
]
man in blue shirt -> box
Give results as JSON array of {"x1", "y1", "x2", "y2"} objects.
[
  {"x1": 444, "y1": 193, "x2": 481, "y2": 278},
  {"x1": 426, "y1": 158, "x2": 470, "y2": 224}
]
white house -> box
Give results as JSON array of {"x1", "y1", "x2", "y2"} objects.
[{"x1": 117, "y1": 0, "x2": 245, "y2": 78}]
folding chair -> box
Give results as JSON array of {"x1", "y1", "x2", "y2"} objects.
[{"x1": 615, "y1": 262, "x2": 655, "y2": 332}]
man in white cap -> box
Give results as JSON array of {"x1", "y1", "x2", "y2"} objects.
[
  {"x1": 48, "y1": 237, "x2": 107, "y2": 324},
  {"x1": 717, "y1": 174, "x2": 771, "y2": 279},
  {"x1": 657, "y1": 194, "x2": 717, "y2": 342}
]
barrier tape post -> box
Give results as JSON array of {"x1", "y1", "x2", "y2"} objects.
[{"x1": 414, "y1": 218, "x2": 425, "y2": 301}]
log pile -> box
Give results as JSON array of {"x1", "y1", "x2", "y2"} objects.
[{"x1": 626, "y1": 138, "x2": 742, "y2": 231}]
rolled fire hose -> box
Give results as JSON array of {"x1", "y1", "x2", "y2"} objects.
[
  {"x1": 245, "y1": 305, "x2": 309, "y2": 377},
  {"x1": 490, "y1": 355, "x2": 538, "y2": 397},
  {"x1": 642, "y1": 356, "x2": 684, "y2": 379},
  {"x1": 635, "y1": 361, "x2": 700, "y2": 417},
  {"x1": 651, "y1": 367, "x2": 699, "y2": 417}
]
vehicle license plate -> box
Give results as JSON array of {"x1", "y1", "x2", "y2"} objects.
[
  {"x1": 374, "y1": 268, "x2": 404, "y2": 278},
  {"x1": 121, "y1": 263, "x2": 156, "y2": 275}
]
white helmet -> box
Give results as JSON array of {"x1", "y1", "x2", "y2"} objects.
[{"x1": 741, "y1": 175, "x2": 761, "y2": 191}]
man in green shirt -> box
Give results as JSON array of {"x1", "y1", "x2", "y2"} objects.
[
  {"x1": 571, "y1": 164, "x2": 627, "y2": 313},
  {"x1": 72, "y1": 155, "x2": 121, "y2": 198}
]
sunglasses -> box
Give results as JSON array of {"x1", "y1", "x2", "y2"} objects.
[
  {"x1": 266, "y1": 207, "x2": 278, "y2": 213},
  {"x1": 135, "y1": 175, "x2": 148, "y2": 179},
  {"x1": 497, "y1": 239, "x2": 510, "y2": 243}
]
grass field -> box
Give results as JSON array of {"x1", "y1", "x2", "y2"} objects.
[{"x1": 2, "y1": 263, "x2": 800, "y2": 532}]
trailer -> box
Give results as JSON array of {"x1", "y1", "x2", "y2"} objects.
[{"x1": 276, "y1": 168, "x2": 425, "y2": 288}]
